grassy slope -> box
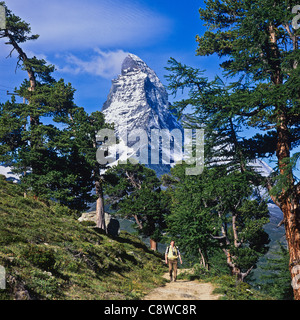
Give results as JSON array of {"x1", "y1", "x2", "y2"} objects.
[{"x1": 0, "y1": 175, "x2": 166, "y2": 300}]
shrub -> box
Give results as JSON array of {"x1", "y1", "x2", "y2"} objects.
[{"x1": 22, "y1": 245, "x2": 56, "y2": 272}]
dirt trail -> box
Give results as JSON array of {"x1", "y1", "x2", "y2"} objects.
[{"x1": 143, "y1": 269, "x2": 221, "y2": 300}]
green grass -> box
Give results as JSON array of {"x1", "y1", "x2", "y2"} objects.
[{"x1": 0, "y1": 175, "x2": 167, "y2": 300}]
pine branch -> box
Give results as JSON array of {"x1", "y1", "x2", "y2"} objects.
[
  {"x1": 241, "y1": 266, "x2": 254, "y2": 281},
  {"x1": 237, "y1": 104, "x2": 268, "y2": 117},
  {"x1": 4, "y1": 29, "x2": 36, "y2": 92},
  {"x1": 277, "y1": 219, "x2": 285, "y2": 228}
]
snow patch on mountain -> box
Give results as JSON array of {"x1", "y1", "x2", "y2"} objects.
[
  {"x1": 248, "y1": 159, "x2": 273, "y2": 177},
  {"x1": 101, "y1": 53, "x2": 183, "y2": 174},
  {"x1": 102, "y1": 53, "x2": 181, "y2": 140}
]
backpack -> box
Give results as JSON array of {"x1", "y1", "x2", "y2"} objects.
[{"x1": 167, "y1": 246, "x2": 178, "y2": 260}]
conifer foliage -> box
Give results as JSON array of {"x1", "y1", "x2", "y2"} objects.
[
  {"x1": 163, "y1": 164, "x2": 270, "y2": 280},
  {"x1": 166, "y1": 0, "x2": 300, "y2": 299},
  {"x1": 106, "y1": 163, "x2": 168, "y2": 250},
  {"x1": 0, "y1": 2, "x2": 109, "y2": 215}
]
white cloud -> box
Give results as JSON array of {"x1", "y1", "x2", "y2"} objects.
[
  {"x1": 57, "y1": 49, "x2": 129, "y2": 79},
  {"x1": 2, "y1": 1, "x2": 172, "y2": 83},
  {"x1": 5, "y1": 0, "x2": 172, "y2": 52}
]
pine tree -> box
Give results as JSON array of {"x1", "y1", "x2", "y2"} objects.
[
  {"x1": 67, "y1": 108, "x2": 113, "y2": 230},
  {"x1": 163, "y1": 163, "x2": 270, "y2": 279},
  {"x1": 260, "y1": 243, "x2": 294, "y2": 300},
  {"x1": 0, "y1": 3, "x2": 110, "y2": 216},
  {"x1": 106, "y1": 163, "x2": 166, "y2": 250},
  {"x1": 166, "y1": 0, "x2": 300, "y2": 298},
  {"x1": 162, "y1": 165, "x2": 217, "y2": 269}
]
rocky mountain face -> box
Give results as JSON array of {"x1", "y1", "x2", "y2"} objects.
[
  {"x1": 102, "y1": 54, "x2": 182, "y2": 139},
  {"x1": 102, "y1": 53, "x2": 182, "y2": 175}
]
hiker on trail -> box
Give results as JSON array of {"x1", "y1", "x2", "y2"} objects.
[{"x1": 165, "y1": 240, "x2": 182, "y2": 282}]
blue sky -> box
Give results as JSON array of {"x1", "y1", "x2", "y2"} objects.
[
  {"x1": 0, "y1": 0, "x2": 220, "y2": 112},
  {"x1": 0, "y1": 0, "x2": 299, "y2": 177}
]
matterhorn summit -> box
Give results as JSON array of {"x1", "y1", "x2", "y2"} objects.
[
  {"x1": 102, "y1": 53, "x2": 182, "y2": 140},
  {"x1": 101, "y1": 54, "x2": 183, "y2": 174}
]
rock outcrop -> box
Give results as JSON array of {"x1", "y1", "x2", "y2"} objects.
[{"x1": 79, "y1": 211, "x2": 120, "y2": 237}]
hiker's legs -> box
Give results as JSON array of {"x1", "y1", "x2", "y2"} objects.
[
  {"x1": 168, "y1": 260, "x2": 177, "y2": 281},
  {"x1": 168, "y1": 260, "x2": 173, "y2": 281},
  {"x1": 173, "y1": 261, "x2": 178, "y2": 281}
]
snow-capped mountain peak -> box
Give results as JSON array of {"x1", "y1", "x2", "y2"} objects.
[
  {"x1": 102, "y1": 53, "x2": 181, "y2": 141},
  {"x1": 101, "y1": 53, "x2": 183, "y2": 174}
]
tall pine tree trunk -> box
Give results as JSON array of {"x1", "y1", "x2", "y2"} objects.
[
  {"x1": 220, "y1": 211, "x2": 254, "y2": 282},
  {"x1": 95, "y1": 178, "x2": 106, "y2": 232},
  {"x1": 276, "y1": 112, "x2": 300, "y2": 300},
  {"x1": 198, "y1": 247, "x2": 207, "y2": 269},
  {"x1": 281, "y1": 198, "x2": 300, "y2": 299},
  {"x1": 93, "y1": 157, "x2": 106, "y2": 232},
  {"x1": 269, "y1": 24, "x2": 300, "y2": 300}
]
